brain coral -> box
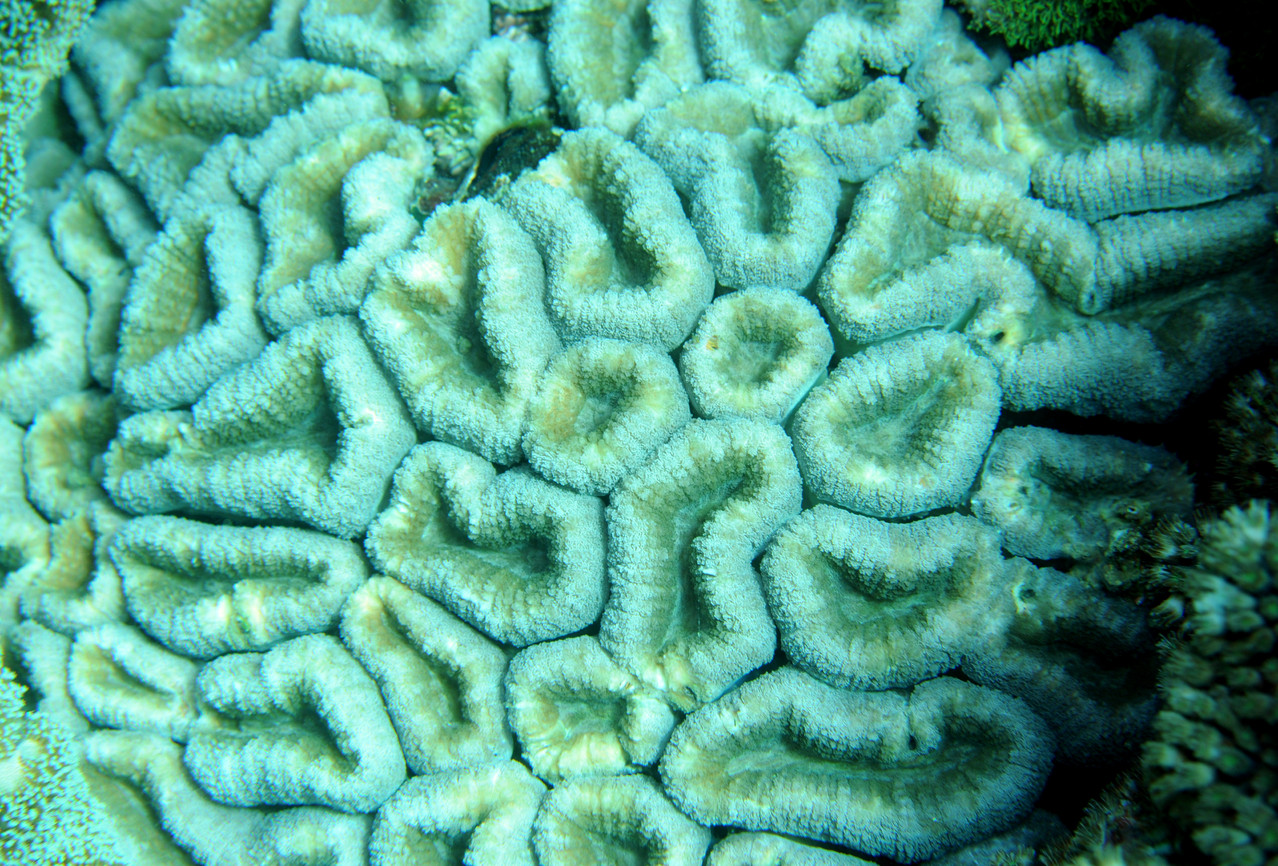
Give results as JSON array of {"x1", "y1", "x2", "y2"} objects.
[{"x1": 1, "y1": 0, "x2": 1276, "y2": 864}]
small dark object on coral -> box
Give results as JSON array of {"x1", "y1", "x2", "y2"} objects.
[{"x1": 464, "y1": 121, "x2": 562, "y2": 201}]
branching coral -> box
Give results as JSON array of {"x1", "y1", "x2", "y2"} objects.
[
  {"x1": 960, "y1": 0, "x2": 1153, "y2": 51},
  {"x1": 1143, "y1": 501, "x2": 1278, "y2": 866}
]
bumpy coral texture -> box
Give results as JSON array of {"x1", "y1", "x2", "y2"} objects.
[
  {"x1": 1144, "y1": 501, "x2": 1278, "y2": 866},
  {"x1": 1, "y1": 0, "x2": 97, "y2": 241},
  {"x1": 1, "y1": 1, "x2": 1276, "y2": 865}
]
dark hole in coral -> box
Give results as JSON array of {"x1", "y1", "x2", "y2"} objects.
[{"x1": 466, "y1": 121, "x2": 562, "y2": 201}]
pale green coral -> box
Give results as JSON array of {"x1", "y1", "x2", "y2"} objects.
[
  {"x1": 971, "y1": 426, "x2": 1194, "y2": 562},
  {"x1": 818, "y1": 149, "x2": 1097, "y2": 330},
  {"x1": 707, "y1": 833, "x2": 875, "y2": 865},
  {"x1": 994, "y1": 18, "x2": 1265, "y2": 223},
  {"x1": 3, "y1": 2, "x2": 1277, "y2": 864},
  {"x1": 105, "y1": 60, "x2": 386, "y2": 217},
  {"x1": 67, "y1": 623, "x2": 204, "y2": 741},
  {"x1": 185, "y1": 633, "x2": 406, "y2": 812},
  {"x1": 84, "y1": 729, "x2": 372, "y2": 866},
  {"x1": 0, "y1": 414, "x2": 48, "y2": 627},
  {"x1": 791, "y1": 331, "x2": 1001, "y2": 519},
  {"x1": 1, "y1": 664, "x2": 123, "y2": 866},
  {"x1": 660, "y1": 669, "x2": 1055, "y2": 863},
  {"x1": 4, "y1": 620, "x2": 86, "y2": 732},
  {"x1": 254, "y1": 117, "x2": 432, "y2": 333},
  {"x1": 104, "y1": 316, "x2": 415, "y2": 539},
  {"x1": 523, "y1": 338, "x2": 690, "y2": 495},
  {"x1": 696, "y1": 0, "x2": 942, "y2": 104},
  {"x1": 369, "y1": 763, "x2": 546, "y2": 866},
  {"x1": 636, "y1": 82, "x2": 841, "y2": 292},
  {"x1": 164, "y1": 0, "x2": 305, "y2": 86},
  {"x1": 500, "y1": 127, "x2": 714, "y2": 350},
  {"x1": 22, "y1": 389, "x2": 117, "y2": 522},
  {"x1": 761, "y1": 506, "x2": 1011, "y2": 689},
  {"x1": 339, "y1": 575, "x2": 513, "y2": 774},
  {"x1": 678, "y1": 288, "x2": 832, "y2": 423},
  {"x1": 47, "y1": 171, "x2": 157, "y2": 386},
  {"x1": 547, "y1": 0, "x2": 702, "y2": 137},
  {"x1": 365, "y1": 441, "x2": 607, "y2": 646},
  {"x1": 0, "y1": 219, "x2": 89, "y2": 423},
  {"x1": 533, "y1": 775, "x2": 712, "y2": 866},
  {"x1": 18, "y1": 503, "x2": 127, "y2": 635},
  {"x1": 505, "y1": 636, "x2": 675, "y2": 783},
  {"x1": 965, "y1": 563, "x2": 1159, "y2": 766},
  {"x1": 599, "y1": 419, "x2": 800, "y2": 710},
  {"x1": 113, "y1": 203, "x2": 267, "y2": 410},
  {"x1": 111, "y1": 516, "x2": 368, "y2": 658},
  {"x1": 815, "y1": 145, "x2": 1278, "y2": 421},
  {"x1": 361, "y1": 197, "x2": 561, "y2": 465},
  {"x1": 298, "y1": 0, "x2": 488, "y2": 83}
]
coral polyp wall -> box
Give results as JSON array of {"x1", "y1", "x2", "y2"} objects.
[{"x1": 1, "y1": 0, "x2": 1275, "y2": 863}]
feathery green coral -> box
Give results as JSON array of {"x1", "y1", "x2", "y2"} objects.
[{"x1": 962, "y1": 0, "x2": 1154, "y2": 50}]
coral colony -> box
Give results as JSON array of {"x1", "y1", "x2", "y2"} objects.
[{"x1": 1, "y1": 0, "x2": 1276, "y2": 864}]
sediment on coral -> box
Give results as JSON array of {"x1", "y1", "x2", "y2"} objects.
[{"x1": 3, "y1": 1, "x2": 1277, "y2": 864}]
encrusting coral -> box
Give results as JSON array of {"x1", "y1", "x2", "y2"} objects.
[{"x1": 2, "y1": 0, "x2": 1277, "y2": 863}]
